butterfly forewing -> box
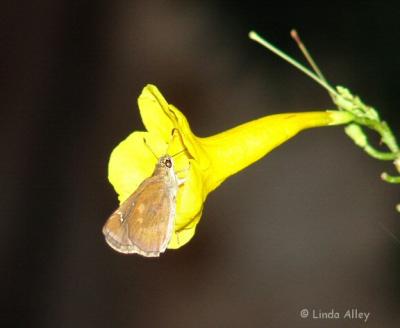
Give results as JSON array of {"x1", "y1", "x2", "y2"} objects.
[{"x1": 103, "y1": 163, "x2": 177, "y2": 257}]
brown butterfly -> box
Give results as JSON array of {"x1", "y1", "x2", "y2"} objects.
[{"x1": 102, "y1": 155, "x2": 184, "y2": 257}]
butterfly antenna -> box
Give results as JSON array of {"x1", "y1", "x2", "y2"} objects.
[
  {"x1": 290, "y1": 29, "x2": 335, "y2": 102},
  {"x1": 143, "y1": 138, "x2": 159, "y2": 159},
  {"x1": 169, "y1": 129, "x2": 188, "y2": 158},
  {"x1": 171, "y1": 148, "x2": 186, "y2": 158}
]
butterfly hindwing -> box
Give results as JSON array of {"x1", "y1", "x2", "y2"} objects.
[{"x1": 103, "y1": 173, "x2": 176, "y2": 257}]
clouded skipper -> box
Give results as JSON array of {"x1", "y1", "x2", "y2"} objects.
[{"x1": 102, "y1": 154, "x2": 183, "y2": 257}]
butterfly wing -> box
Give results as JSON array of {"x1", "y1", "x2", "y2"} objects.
[{"x1": 102, "y1": 175, "x2": 177, "y2": 257}]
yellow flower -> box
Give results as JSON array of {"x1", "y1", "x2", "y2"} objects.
[{"x1": 108, "y1": 84, "x2": 353, "y2": 249}]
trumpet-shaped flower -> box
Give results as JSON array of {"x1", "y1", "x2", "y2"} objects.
[{"x1": 108, "y1": 84, "x2": 353, "y2": 249}]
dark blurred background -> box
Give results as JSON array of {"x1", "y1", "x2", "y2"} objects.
[{"x1": 2, "y1": 1, "x2": 400, "y2": 327}]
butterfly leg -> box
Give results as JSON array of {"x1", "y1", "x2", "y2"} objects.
[
  {"x1": 176, "y1": 163, "x2": 191, "y2": 186},
  {"x1": 177, "y1": 177, "x2": 186, "y2": 186}
]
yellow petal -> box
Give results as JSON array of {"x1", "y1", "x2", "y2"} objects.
[
  {"x1": 138, "y1": 84, "x2": 175, "y2": 142},
  {"x1": 174, "y1": 159, "x2": 204, "y2": 224},
  {"x1": 167, "y1": 104, "x2": 210, "y2": 167},
  {"x1": 108, "y1": 131, "x2": 166, "y2": 203},
  {"x1": 198, "y1": 112, "x2": 353, "y2": 191},
  {"x1": 168, "y1": 213, "x2": 201, "y2": 249}
]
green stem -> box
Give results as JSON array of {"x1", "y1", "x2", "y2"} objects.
[
  {"x1": 381, "y1": 172, "x2": 400, "y2": 184},
  {"x1": 352, "y1": 118, "x2": 399, "y2": 154},
  {"x1": 249, "y1": 31, "x2": 338, "y2": 97},
  {"x1": 249, "y1": 29, "x2": 400, "y2": 198}
]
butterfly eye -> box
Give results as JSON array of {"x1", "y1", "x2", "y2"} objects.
[{"x1": 165, "y1": 158, "x2": 172, "y2": 168}]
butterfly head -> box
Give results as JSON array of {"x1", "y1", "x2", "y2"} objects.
[{"x1": 158, "y1": 155, "x2": 174, "y2": 169}]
